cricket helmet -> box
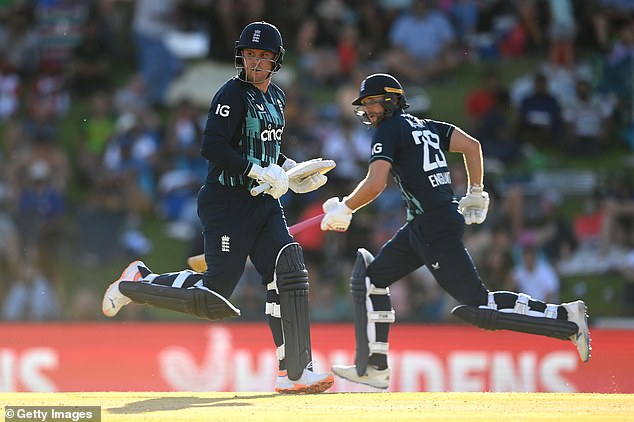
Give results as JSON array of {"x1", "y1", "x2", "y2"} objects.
[
  {"x1": 352, "y1": 73, "x2": 409, "y2": 125},
  {"x1": 235, "y1": 21, "x2": 285, "y2": 75}
]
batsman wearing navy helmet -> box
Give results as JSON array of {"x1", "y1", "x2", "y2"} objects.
[
  {"x1": 321, "y1": 73, "x2": 591, "y2": 389},
  {"x1": 101, "y1": 21, "x2": 335, "y2": 394}
]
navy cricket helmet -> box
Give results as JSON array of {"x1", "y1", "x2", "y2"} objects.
[
  {"x1": 235, "y1": 21, "x2": 285, "y2": 73},
  {"x1": 352, "y1": 73, "x2": 409, "y2": 125},
  {"x1": 352, "y1": 73, "x2": 409, "y2": 107}
]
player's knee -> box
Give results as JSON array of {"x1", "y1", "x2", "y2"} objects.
[{"x1": 276, "y1": 242, "x2": 308, "y2": 291}]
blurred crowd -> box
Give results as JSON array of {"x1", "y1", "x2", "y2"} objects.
[{"x1": 1, "y1": 0, "x2": 634, "y2": 322}]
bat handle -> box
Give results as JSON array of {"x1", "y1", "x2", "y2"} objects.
[{"x1": 250, "y1": 182, "x2": 271, "y2": 196}]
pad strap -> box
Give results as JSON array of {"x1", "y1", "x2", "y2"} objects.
[{"x1": 350, "y1": 248, "x2": 395, "y2": 377}]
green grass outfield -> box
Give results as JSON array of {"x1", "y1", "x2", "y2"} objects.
[{"x1": 2, "y1": 392, "x2": 633, "y2": 421}]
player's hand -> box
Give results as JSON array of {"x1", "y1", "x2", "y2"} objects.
[
  {"x1": 458, "y1": 185, "x2": 490, "y2": 225},
  {"x1": 248, "y1": 163, "x2": 289, "y2": 199},
  {"x1": 321, "y1": 197, "x2": 353, "y2": 232}
]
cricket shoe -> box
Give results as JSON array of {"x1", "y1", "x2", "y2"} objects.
[
  {"x1": 275, "y1": 363, "x2": 334, "y2": 394},
  {"x1": 102, "y1": 260, "x2": 146, "y2": 317},
  {"x1": 563, "y1": 300, "x2": 591, "y2": 362},
  {"x1": 331, "y1": 364, "x2": 390, "y2": 389}
]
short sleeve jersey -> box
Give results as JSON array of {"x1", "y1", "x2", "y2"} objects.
[
  {"x1": 201, "y1": 77, "x2": 286, "y2": 188},
  {"x1": 370, "y1": 111, "x2": 457, "y2": 220}
]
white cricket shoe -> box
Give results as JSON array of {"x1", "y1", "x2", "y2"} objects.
[
  {"x1": 563, "y1": 300, "x2": 591, "y2": 362},
  {"x1": 274, "y1": 362, "x2": 334, "y2": 394},
  {"x1": 331, "y1": 364, "x2": 390, "y2": 389},
  {"x1": 102, "y1": 260, "x2": 146, "y2": 317}
]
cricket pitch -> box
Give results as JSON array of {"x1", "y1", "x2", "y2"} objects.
[{"x1": 2, "y1": 392, "x2": 633, "y2": 421}]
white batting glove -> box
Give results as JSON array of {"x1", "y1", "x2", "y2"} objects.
[
  {"x1": 321, "y1": 197, "x2": 353, "y2": 232},
  {"x1": 281, "y1": 157, "x2": 298, "y2": 172},
  {"x1": 458, "y1": 185, "x2": 490, "y2": 225},
  {"x1": 248, "y1": 163, "x2": 289, "y2": 199}
]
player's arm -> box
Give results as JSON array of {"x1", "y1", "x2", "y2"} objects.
[
  {"x1": 448, "y1": 126, "x2": 490, "y2": 225},
  {"x1": 448, "y1": 126, "x2": 483, "y2": 187},
  {"x1": 320, "y1": 159, "x2": 391, "y2": 232},
  {"x1": 200, "y1": 84, "x2": 251, "y2": 175},
  {"x1": 344, "y1": 159, "x2": 391, "y2": 211}
]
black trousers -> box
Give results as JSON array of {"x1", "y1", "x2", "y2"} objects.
[
  {"x1": 197, "y1": 183, "x2": 293, "y2": 298},
  {"x1": 368, "y1": 203, "x2": 489, "y2": 306}
]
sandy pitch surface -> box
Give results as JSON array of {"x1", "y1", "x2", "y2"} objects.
[{"x1": 2, "y1": 392, "x2": 633, "y2": 421}]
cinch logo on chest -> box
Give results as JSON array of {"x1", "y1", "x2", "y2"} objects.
[{"x1": 261, "y1": 124, "x2": 283, "y2": 142}]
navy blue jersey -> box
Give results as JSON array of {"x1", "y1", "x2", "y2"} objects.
[
  {"x1": 201, "y1": 77, "x2": 286, "y2": 188},
  {"x1": 370, "y1": 111, "x2": 457, "y2": 220}
]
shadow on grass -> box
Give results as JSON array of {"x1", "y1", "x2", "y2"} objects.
[{"x1": 107, "y1": 394, "x2": 276, "y2": 414}]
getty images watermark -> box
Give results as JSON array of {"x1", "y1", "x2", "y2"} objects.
[{"x1": 4, "y1": 406, "x2": 100, "y2": 422}]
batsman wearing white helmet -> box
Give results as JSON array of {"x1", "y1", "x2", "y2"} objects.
[
  {"x1": 101, "y1": 21, "x2": 335, "y2": 394},
  {"x1": 321, "y1": 73, "x2": 591, "y2": 390}
]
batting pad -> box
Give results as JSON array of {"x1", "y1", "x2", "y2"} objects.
[
  {"x1": 276, "y1": 243, "x2": 312, "y2": 381},
  {"x1": 119, "y1": 282, "x2": 240, "y2": 321},
  {"x1": 452, "y1": 305, "x2": 578, "y2": 340}
]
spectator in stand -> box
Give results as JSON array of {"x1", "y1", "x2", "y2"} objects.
[
  {"x1": 465, "y1": 67, "x2": 501, "y2": 131},
  {"x1": 383, "y1": 0, "x2": 461, "y2": 83},
  {"x1": 13, "y1": 130, "x2": 70, "y2": 194},
  {"x1": 440, "y1": 0, "x2": 481, "y2": 49},
  {"x1": 0, "y1": 3, "x2": 40, "y2": 76},
  {"x1": 512, "y1": 243, "x2": 560, "y2": 304},
  {"x1": 599, "y1": 173, "x2": 634, "y2": 256},
  {"x1": 475, "y1": 89, "x2": 523, "y2": 164},
  {"x1": 546, "y1": 0, "x2": 576, "y2": 68},
  {"x1": 25, "y1": 60, "x2": 71, "y2": 133},
  {"x1": 295, "y1": 0, "x2": 353, "y2": 87},
  {"x1": 114, "y1": 73, "x2": 152, "y2": 115},
  {"x1": 537, "y1": 190, "x2": 579, "y2": 264},
  {"x1": 69, "y1": 18, "x2": 113, "y2": 98},
  {"x1": 2, "y1": 251, "x2": 61, "y2": 321},
  {"x1": 0, "y1": 184, "x2": 20, "y2": 304},
  {"x1": 562, "y1": 77, "x2": 614, "y2": 156},
  {"x1": 16, "y1": 161, "x2": 67, "y2": 303},
  {"x1": 320, "y1": 116, "x2": 370, "y2": 192},
  {"x1": 132, "y1": 0, "x2": 182, "y2": 106},
  {"x1": 76, "y1": 91, "x2": 116, "y2": 189},
  {"x1": 103, "y1": 112, "x2": 160, "y2": 216},
  {"x1": 516, "y1": 72, "x2": 563, "y2": 149},
  {"x1": 477, "y1": 223, "x2": 516, "y2": 292},
  {"x1": 157, "y1": 99, "x2": 206, "y2": 227},
  {"x1": 0, "y1": 57, "x2": 20, "y2": 121},
  {"x1": 354, "y1": 0, "x2": 390, "y2": 59},
  {"x1": 592, "y1": 0, "x2": 634, "y2": 52},
  {"x1": 162, "y1": 99, "x2": 206, "y2": 182},
  {"x1": 310, "y1": 282, "x2": 351, "y2": 322},
  {"x1": 600, "y1": 18, "x2": 634, "y2": 138}
]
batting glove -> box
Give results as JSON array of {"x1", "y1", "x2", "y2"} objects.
[
  {"x1": 458, "y1": 185, "x2": 490, "y2": 225},
  {"x1": 281, "y1": 157, "x2": 298, "y2": 171},
  {"x1": 321, "y1": 197, "x2": 353, "y2": 232},
  {"x1": 248, "y1": 163, "x2": 289, "y2": 199}
]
